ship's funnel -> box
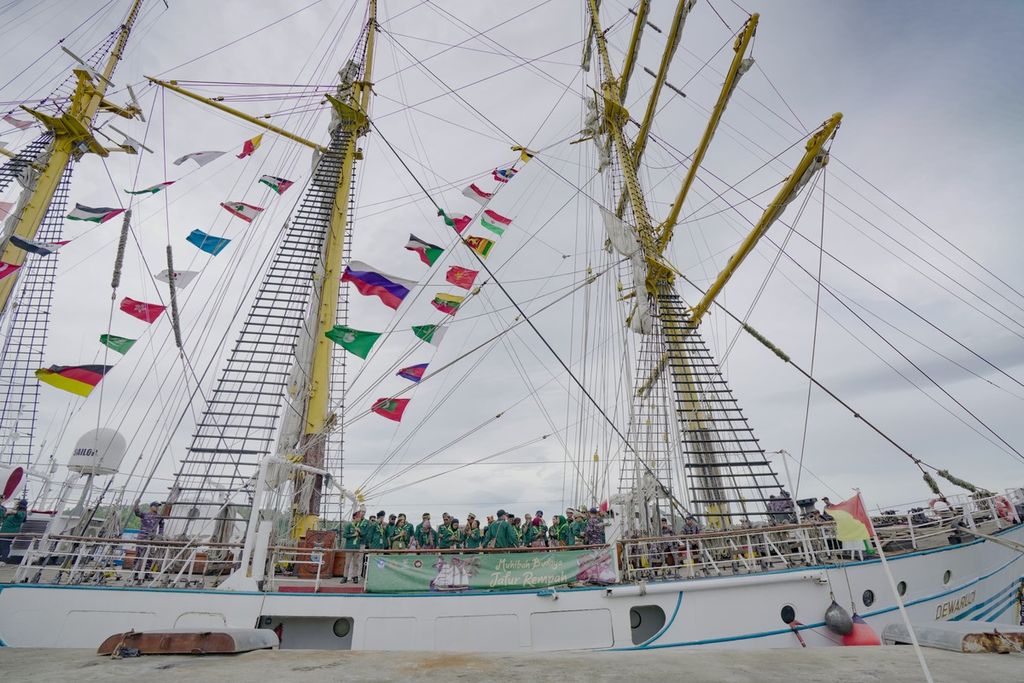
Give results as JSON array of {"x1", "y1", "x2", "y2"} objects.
[
  {"x1": 67, "y1": 428, "x2": 127, "y2": 476},
  {"x1": 0, "y1": 465, "x2": 24, "y2": 502}
]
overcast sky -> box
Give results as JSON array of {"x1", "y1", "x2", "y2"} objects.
[{"x1": 1, "y1": 0, "x2": 1022, "y2": 523}]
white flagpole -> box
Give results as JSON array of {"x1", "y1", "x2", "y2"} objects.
[{"x1": 862, "y1": 493, "x2": 933, "y2": 683}]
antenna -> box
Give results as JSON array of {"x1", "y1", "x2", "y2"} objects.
[
  {"x1": 126, "y1": 85, "x2": 146, "y2": 121},
  {"x1": 61, "y1": 46, "x2": 113, "y2": 87}
]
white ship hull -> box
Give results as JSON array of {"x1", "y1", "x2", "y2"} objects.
[{"x1": 2, "y1": 525, "x2": 1021, "y2": 651}]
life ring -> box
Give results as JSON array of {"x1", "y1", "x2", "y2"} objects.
[
  {"x1": 928, "y1": 498, "x2": 950, "y2": 510},
  {"x1": 994, "y1": 496, "x2": 1015, "y2": 521}
]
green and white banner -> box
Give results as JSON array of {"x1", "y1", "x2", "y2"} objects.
[{"x1": 365, "y1": 548, "x2": 616, "y2": 593}]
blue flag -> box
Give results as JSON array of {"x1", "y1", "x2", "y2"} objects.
[{"x1": 187, "y1": 229, "x2": 231, "y2": 255}]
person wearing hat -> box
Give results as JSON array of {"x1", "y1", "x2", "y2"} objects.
[
  {"x1": 414, "y1": 513, "x2": 438, "y2": 550},
  {"x1": 340, "y1": 509, "x2": 367, "y2": 583},
  {"x1": 0, "y1": 498, "x2": 28, "y2": 564},
  {"x1": 385, "y1": 513, "x2": 398, "y2": 543},
  {"x1": 570, "y1": 510, "x2": 588, "y2": 546},
  {"x1": 133, "y1": 498, "x2": 172, "y2": 542},
  {"x1": 484, "y1": 509, "x2": 518, "y2": 549},
  {"x1": 584, "y1": 507, "x2": 606, "y2": 545}
]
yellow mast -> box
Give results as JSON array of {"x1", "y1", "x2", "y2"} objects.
[
  {"x1": 689, "y1": 113, "x2": 841, "y2": 325},
  {"x1": 0, "y1": 0, "x2": 145, "y2": 316},
  {"x1": 296, "y1": 0, "x2": 377, "y2": 530},
  {"x1": 149, "y1": 3, "x2": 378, "y2": 533},
  {"x1": 657, "y1": 13, "x2": 759, "y2": 253}
]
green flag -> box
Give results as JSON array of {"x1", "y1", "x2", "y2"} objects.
[
  {"x1": 325, "y1": 325, "x2": 381, "y2": 359},
  {"x1": 411, "y1": 324, "x2": 447, "y2": 346},
  {"x1": 99, "y1": 334, "x2": 136, "y2": 355}
]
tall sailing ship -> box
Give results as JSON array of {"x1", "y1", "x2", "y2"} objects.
[{"x1": 0, "y1": 0, "x2": 1021, "y2": 651}]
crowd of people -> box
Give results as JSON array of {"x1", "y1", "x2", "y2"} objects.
[{"x1": 335, "y1": 507, "x2": 609, "y2": 583}]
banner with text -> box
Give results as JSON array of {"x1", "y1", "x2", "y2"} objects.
[{"x1": 365, "y1": 548, "x2": 616, "y2": 593}]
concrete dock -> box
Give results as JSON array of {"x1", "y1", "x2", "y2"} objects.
[{"x1": 0, "y1": 646, "x2": 1021, "y2": 682}]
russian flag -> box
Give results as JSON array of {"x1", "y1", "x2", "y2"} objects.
[
  {"x1": 342, "y1": 261, "x2": 418, "y2": 310},
  {"x1": 397, "y1": 363, "x2": 428, "y2": 383}
]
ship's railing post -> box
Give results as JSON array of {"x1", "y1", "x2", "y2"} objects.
[{"x1": 906, "y1": 513, "x2": 917, "y2": 549}]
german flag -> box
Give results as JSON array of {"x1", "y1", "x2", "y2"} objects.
[{"x1": 35, "y1": 364, "x2": 112, "y2": 397}]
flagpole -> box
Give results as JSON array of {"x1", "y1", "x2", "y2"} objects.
[{"x1": 863, "y1": 493, "x2": 933, "y2": 683}]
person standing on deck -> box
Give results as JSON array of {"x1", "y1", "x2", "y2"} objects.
[
  {"x1": 570, "y1": 511, "x2": 587, "y2": 545},
  {"x1": 0, "y1": 499, "x2": 28, "y2": 564},
  {"x1": 390, "y1": 513, "x2": 413, "y2": 549},
  {"x1": 548, "y1": 515, "x2": 566, "y2": 548},
  {"x1": 532, "y1": 511, "x2": 548, "y2": 547},
  {"x1": 485, "y1": 509, "x2": 519, "y2": 548},
  {"x1": 464, "y1": 517, "x2": 483, "y2": 550},
  {"x1": 385, "y1": 514, "x2": 397, "y2": 543},
  {"x1": 439, "y1": 518, "x2": 461, "y2": 549},
  {"x1": 584, "y1": 507, "x2": 605, "y2": 545},
  {"x1": 364, "y1": 511, "x2": 388, "y2": 553},
  {"x1": 341, "y1": 509, "x2": 367, "y2": 583},
  {"x1": 415, "y1": 513, "x2": 438, "y2": 549}
]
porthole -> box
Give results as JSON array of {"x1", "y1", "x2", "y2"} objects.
[
  {"x1": 780, "y1": 605, "x2": 796, "y2": 624},
  {"x1": 897, "y1": 581, "x2": 907, "y2": 596},
  {"x1": 332, "y1": 618, "x2": 352, "y2": 638},
  {"x1": 943, "y1": 570, "x2": 952, "y2": 585},
  {"x1": 862, "y1": 589, "x2": 875, "y2": 607},
  {"x1": 630, "y1": 609, "x2": 642, "y2": 629}
]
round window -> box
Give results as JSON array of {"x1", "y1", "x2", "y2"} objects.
[
  {"x1": 780, "y1": 605, "x2": 796, "y2": 624},
  {"x1": 630, "y1": 608, "x2": 642, "y2": 629},
  {"x1": 332, "y1": 618, "x2": 352, "y2": 638},
  {"x1": 862, "y1": 589, "x2": 875, "y2": 607},
  {"x1": 897, "y1": 581, "x2": 907, "y2": 596},
  {"x1": 943, "y1": 570, "x2": 952, "y2": 585}
]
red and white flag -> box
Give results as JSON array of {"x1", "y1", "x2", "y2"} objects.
[
  {"x1": 220, "y1": 201, "x2": 264, "y2": 223},
  {"x1": 0, "y1": 262, "x2": 22, "y2": 280},
  {"x1": 120, "y1": 297, "x2": 166, "y2": 323},
  {"x1": 3, "y1": 114, "x2": 32, "y2": 130},
  {"x1": 461, "y1": 183, "x2": 492, "y2": 206}
]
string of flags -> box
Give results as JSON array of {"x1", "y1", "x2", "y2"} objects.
[
  {"x1": 330, "y1": 149, "x2": 533, "y2": 422},
  {"x1": 33, "y1": 131, "x2": 297, "y2": 398}
]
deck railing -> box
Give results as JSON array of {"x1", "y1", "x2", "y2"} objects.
[{"x1": 4, "y1": 488, "x2": 1020, "y2": 590}]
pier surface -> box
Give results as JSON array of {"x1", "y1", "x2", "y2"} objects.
[{"x1": 1, "y1": 646, "x2": 1021, "y2": 681}]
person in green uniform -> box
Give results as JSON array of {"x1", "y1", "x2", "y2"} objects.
[
  {"x1": 464, "y1": 516, "x2": 483, "y2": 550},
  {"x1": 364, "y1": 510, "x2": 388, "y2": 552},
  {"x1": 437, "y1": 518, "x2": 457, "y2": 549},
  {"x1": 547, "y1": 515, "x2": 565, "y2": 547},
  {"x1": 0, "y1": 499, "x2": 28, "y2": 564},
  {"x1": 390, "y1": 513, "x2": 413, "y2": 549},
  {"x1": 341, "y1": 509, "x2": 367, "y2": 583},
  {"x1": 414, "y1": 513, "x2": 438, "y2": 549},
  {"x1": 486, "y1": 509, "x2": 519, "y2": 549},
  {"x1": 385, "y1": 514, "x2": 397, "y2": 544},
  {"x1": 570, "y1": 511, "x2": 588, "y2": 546}
]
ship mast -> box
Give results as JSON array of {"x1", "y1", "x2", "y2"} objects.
[
  {"x1": 0, "y1": 0, "x2": 145, "y2": 317},
  {"x1": 585, "y1": 1, "x2": 839, "y2": 532},
  {"x1": 153, "y1": 1, "x2": 377, "y2": 536}
]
